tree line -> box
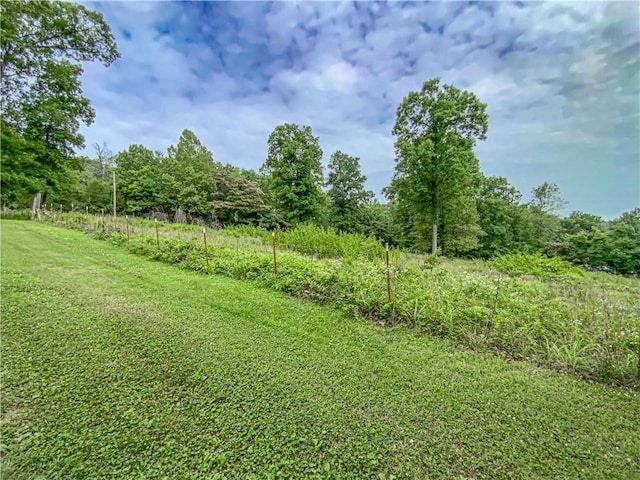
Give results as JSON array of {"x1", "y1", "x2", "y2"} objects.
[{"x1": 1, "y1": 0, "x2": 638, "y2": 274}]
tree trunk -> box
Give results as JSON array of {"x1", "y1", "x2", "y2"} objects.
[
  {"x1": 431, "y1": 199, "x2": 439, "y2": 255},
  {"x1": 431, "y1": 223, "x2": 438, "y2": 255},
  {"x1": 31, "y1": 192, "x2": 41, "y2": 220},
  {"x1": 112, "y1": 171, "x2": 117, "y2": 219}
]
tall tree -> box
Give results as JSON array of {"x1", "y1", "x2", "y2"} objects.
[
  {"x1": 529, "y1": 182, "x2": 567, "y2": 214},
  {"x1": 325, "y1": 150, "x2": 374, "y2": 234},
  {"x1": 260, "y1": 123, "x2": 324, "y2": 226},
  {"x1": 115, "y1": 144, "x2": 163, "y2": 215},
  {"x1": 385, "y1": 78, "x2": 488, "y2": 254},
  {"x1": 161, "y1": 129, "x2": 219, "y2": 218},
  {"x1": 0, "y1": 0, "x2": 119, "y2": 204},
  {"x1": 93, "y1": 142, "x2": 114, "y2": 181}
]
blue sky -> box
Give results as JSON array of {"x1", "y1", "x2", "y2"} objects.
[{"x1": 79, "y1": 1, "x2": 639, "y2": 219}]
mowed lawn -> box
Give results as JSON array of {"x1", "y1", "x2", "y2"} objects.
[{"x1": 1, "y1": 221, "x2": 638, "y2": 479}]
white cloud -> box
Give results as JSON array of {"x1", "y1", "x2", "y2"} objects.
[{"x1": 78, "y1": 0, "x2": 639, "y2": 218}]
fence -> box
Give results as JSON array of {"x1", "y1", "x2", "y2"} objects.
[{"x1": 26, "y1": 207, "x2": 640, "y2": 386}]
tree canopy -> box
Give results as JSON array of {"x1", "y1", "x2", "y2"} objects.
[
  {"x1": 385, "y1": 78, "x2": 489, "y2": 254},
  {"x1": 260, "y1": 123, "x2": 324, "y2": 226},
  {"x1": 0, "y1": 0, "x2": 119, "y2": 205},
  {"x1": 326, "y1": 150, "x2": 374, "y2": 234}
]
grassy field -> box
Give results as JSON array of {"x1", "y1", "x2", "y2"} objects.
[
  {"x1": 1, "y1": 220, "x2": 639, "y2": 479},
  {"x1": 39, "y1": 212, "x2": 640, "y2": 386}
]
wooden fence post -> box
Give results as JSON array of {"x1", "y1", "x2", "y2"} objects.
[
  {"x1": 86, "y1": 206, "x2": 89, "y2": 226},
  {"x1": 71, "y1": 203, "x2": 75, "y2": 223},
  {"x1": 125, "y1": 215, "x2": 130, "y2": 241}
]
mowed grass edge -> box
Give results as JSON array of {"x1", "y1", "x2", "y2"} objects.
[{"x1": 1, "y1": 221, "x2": 639, "y2": 479}]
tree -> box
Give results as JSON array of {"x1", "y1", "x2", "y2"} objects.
[
  {"x1": 93, "y1": 142, "x2": 114, "y2": 181},
  {"x1": 604, "y1": 209, "x2": 640, "y2": 274},
  {"x1": 527, "y1": 182, "x2": 565, "y2": 251},
  {"x1": 529, "y1": 182, "x2": 567, "y2": 214},
  {"x1": 210, "y1": 164, "x2": 272, "y2": 226},
  {"x1": 439, "y1": 195, "x2": 484, "y2": 256},
  {"x1": 325, "y1": 150, "x2": 374, "y2": 234},
  {"x1": 474, "y1": 175, "x2": 531, "y2": 257},
  {"x1": 115, "y1": 144, "x2": 163, "y2": 215},
  {"x1": 260, "y1": 123, "x2": 324, "y2": 226},
  {"x1": 0, "y1": 0, "x2": 119, "y2": 204},
  {"x1": 560, "y1": 210, "x2": 604, "y2": 236},
  {"x1": 361, "y1": 200, "x2": 401, "y2": 246},
  {"x1": 161, "y1": 129, "x2": 219, "y2": 218},
  {"x1": 559, "y1": 209, "x2": 639, "y2": 274},
  {"x1": 83, "y1": 178, "x2": 111, "y2": 210},
  {"x1": 385, "y1": 78, "x2": 488, "y2": 254}
]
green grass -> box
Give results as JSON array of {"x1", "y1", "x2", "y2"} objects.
[
  {"x1": 40, "y1": 212, "x2": 640, "y2": 386},
  {"x1": 1, "y1": 221, "x2": 639, "y2": 479}
]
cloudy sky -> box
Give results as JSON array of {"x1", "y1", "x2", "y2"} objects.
[{"x1": 79, "y1": 0, "x2": 639, "y2": 219}]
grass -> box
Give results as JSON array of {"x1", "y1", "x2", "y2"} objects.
[
  {"x1": 40, "y1": 212, "x2": 640, "y2": 386},
  {"x1": 1, "y1": 220, "x2": 639, "y2": 479}
]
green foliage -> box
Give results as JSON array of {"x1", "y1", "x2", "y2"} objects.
[
  {"x1": 210, "y1": 164, "x2": 272, "y2": 226},
  {"x1": 115, "y1": 144, "x2": 164, "y2": 216},
  {"x1": 529, "y1": 182, "x2": 567, "y2": 214},
  {"x1": 0, "y1": 0, "x2": 119, "y2": 203},
  {"x1": 560, "y1": 210, "x2": 605, "y2": 235},
  {"x1": 559, "y1": 209, "x2": 640, "y2": 275},
  {"x1": 421, "y1": 254, "x2": 441, "y2": 272},
  {"x1": 219, "y1": 223, "x2": 386, "y2": 261},
  {"x1": 0, "y1": 209, "x2": 31, "y2": 220},
  {"x1": 438, "y1": 195, "x2": 484, "y2": 256},
  {"x1": 4, "y1": 220, "x2": 639, "y2": 479},
  {"x1": 83, "y1": 178, "x2": 111, "y2": 210},
  {"x1": 489, "y1": 252, "x2": 584, "y2": 279},
  {"x1": 260, "y1": 123, "x2": 324, "y2": 226},
  {"x1": 386, "y1": 78, "x2": 488, "y2": 254},
  {"x1": 326, "y1": 150, "x2": 374, "y2": 234},
  {"x1": 44, "y1": 214, "x2": 640, "y2": 386},
  {"x1": 161, "y1": 129, "x2": 220, "y2": 218},
  {"x1": 361, "y1": 201, "x2": 401, "y2": 246},
  {"x1": 473, "y1": 175, "x2": 532, "y2": 258}
]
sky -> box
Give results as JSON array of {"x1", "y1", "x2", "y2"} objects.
[{"x1": 79, "y1": 0, "x2": 640, "y2": 219}]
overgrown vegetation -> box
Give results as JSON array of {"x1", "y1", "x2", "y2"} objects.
[
  {"x1": 2, "y1": 220, "x2": 639, "y2": 479},
  {"x1": 42, "y1": 212, "x2": 640, "y2": 388}
]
